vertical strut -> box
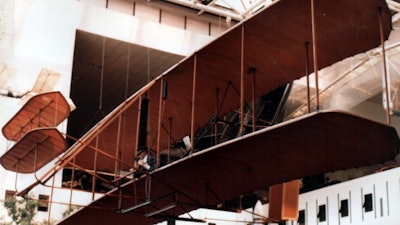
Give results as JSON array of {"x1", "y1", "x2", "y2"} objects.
[
  {"x1": 115, "y1": 115, "x2": 122, "y2": 180},
  {"x1": 48, "y1": 174, "x2": 56, "y2": 224},
  {"x1": 251, "y1": 68, "x2": 256, "y2": 132},
  {"x1": 157, "y1": 78, "x2": 164, "y2": 167},
  {"x1": 69, "y1": 157, "x2": 75, "y2": 210},
  {"x1": 215, "y1": 88, "x2": 219, "y2": 144},
  {"x1": 168, "y1": 117, "x2": 172, "y2": 164},
  {"x1": 135, "y1": 96, "x2": 142, "y2": 152},
  {"x1": 311, "y1": 0, "x2": 320, "y2": 110},
  {"x1": 379, "y1": 7, "x2": 391, "y2": 125},
  {"x1": 191, "y1": 55, "x2": 198, "y2": 151},
  {"x1": 305, "y1": 42, "x2": 311, "y2": 113},
  {"x1": 240, "y1": 24, "x2": 245, "y2": 135}
]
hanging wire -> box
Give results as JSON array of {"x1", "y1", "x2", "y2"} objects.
[
  {"x1": 125, "y1": 43, "x2": 131, "y2": 100},
  {"x1": 99, "y1": 36, "x2": 106, "y2": 110}
]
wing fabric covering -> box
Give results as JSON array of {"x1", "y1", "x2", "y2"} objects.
[
  {"x1": 0, "y1": 128, "x2": 67, "y2": 173},
  {"x1": 2, "y1": 91, "x2": 70, "y2": 142}
]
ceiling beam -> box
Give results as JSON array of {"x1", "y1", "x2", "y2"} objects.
[{"x1": 164, "y1": 0, "x2": 244, "y2": 21}]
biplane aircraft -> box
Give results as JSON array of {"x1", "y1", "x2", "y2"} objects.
[{"x1": 1, "y1": 0, "x2": 399, "y2": 224}]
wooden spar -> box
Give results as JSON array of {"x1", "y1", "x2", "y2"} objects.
[
  {"x1": 379, "y1": 7, "x2": 391, "y2": 125},
  {"x1": 305, "y1": 42, "x2": 311, "y2": 113},
  {"x1": 191, "y1": 55, "x2": 198, "y2": 150},
  {"x1": 311, "y1": 0, "x2": 320, "y2": 110},
  {"x1": 240, "y1": 24, "x2": 245, "y2": 135}
]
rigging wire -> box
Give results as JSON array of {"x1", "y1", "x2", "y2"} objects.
[{"x1": 99, "y1": 36, "x2": 106, "y2": 110}]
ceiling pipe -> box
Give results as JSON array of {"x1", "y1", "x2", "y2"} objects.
[{"x1": 164, "y1": 0, "x2": 244, "y2": 21}]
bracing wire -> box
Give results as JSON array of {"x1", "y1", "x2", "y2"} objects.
[{"x1": 100, "y1": 36, "x2": 106, "y2": 110}]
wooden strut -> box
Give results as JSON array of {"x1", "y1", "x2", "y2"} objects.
[
  {"x1": 33, "y1": 143, "x2": 41, "y2": 184},
  {"x1": 251, "y1": 68, "x2": 256, "y2": 132},
  {"x1": 305, "y1": 41, "x2": 311, "y2": 113},
  {"x1": 54, "y1": 93, "x2": 59, "y2": 128},
  {"x1": 14, "y1": 160, "x2": 19, "y2": 192},
  {"x1": 114, "y1": 114, "x2": 123, "y2": 182},
  {"x1": 191, "y1": 54, "x2": 198, "y2": 151},
  {"x1": 168, "y1": 117, "x2": 172, "y2": 164},
  {"x1": 311, "y1": 0, "x2": 320, "y2": 110},
  {"x1": 240, "y1": 24, "x2": 245, "y2": 135},
  {"x1": 379, "y1": 7, "x2": 391, "y2": 125},
  {"x1": 214, "y1": 88, "x2": 219, "y2": 145},
  {"x1": 69, "y1": 158, "x2": 76, "y2": 210},
  {"x1": 157, "y1": 78, "x2": 164, "y2": 168},
  {"x1": 48, "y1": 173, "x2": 55, "y2": 224},
  {"x1": 135, "y1": 95, "x2": 142, "y2": 153}
]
